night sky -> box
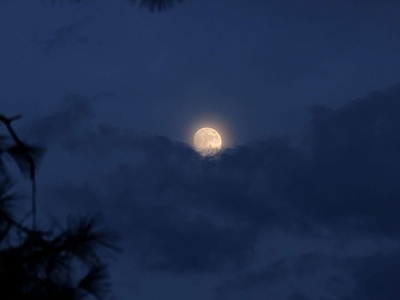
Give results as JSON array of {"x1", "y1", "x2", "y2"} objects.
[{"x1": 2, "y1": 0, "x2": 400, "y2": 299}]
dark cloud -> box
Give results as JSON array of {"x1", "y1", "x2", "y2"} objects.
[
  {"x1": 214, "y1": 258, "x2": 289, "y2": 293},
  {"x1": 49, "y1": 152, "x2": 261, "y2": 274},
  {"x1": 25, "y1": 92, "x2": 114, "y2": 146},
  {"x1": 214, "y1": 252, "x2": 340, "y2": 298},
  {"x1": 342, "y1": 249, "x2": 400, "y2": 300},
  {"x1": 324, "y1": 274, "x2": 353, "y2": 299},
  {"x1": 58, "y1": 119, "x2": 310, "y2": 232},
  {"x1": 42, "y1": 18, "x2": 104, "y2": 52},
  {"x1": 287, "y1": 292, "x2": 309, "y2": 300},
  {"x1": 25, "y1": 94, "x2": 93, "y2": 145},
  {"x1": 291, "y1": 252, "x2": 331, "y2": 277},
  {"x1": 295, "y1": 84, "x2": 400, "y2": 236},
  {"x1": 33, "y1": 84, "x2": 400, "y2": 298},
  {"x1": 52, "y1": 189, "x2": 259, "y2": 275}
]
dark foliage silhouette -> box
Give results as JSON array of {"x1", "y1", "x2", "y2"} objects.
[
  {"x1": 0, "y1": 114, "x2": 119, "y2": 300},
  {"x1": 0, "y1": 114, "x2": 44, "y2": 230},
  {"x1": 49, "y1": 0, "x2": 184, "y2": 11},
  {"x1": 130, "y1": 0, "x2": 184, "y2": 11}
]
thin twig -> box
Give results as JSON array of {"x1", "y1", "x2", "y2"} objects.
[
  {"x1": 0, "y1": 210, "x2": 32, "y2": 235},
  {"x1": 0, "y1": 114, "x2": 37, "y2": 230},
  {"x1": 32, "y1": 179, "x2": 36, "y2": 230}
]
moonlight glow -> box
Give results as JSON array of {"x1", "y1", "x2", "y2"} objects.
[{"x1": 193, "y1": 127, "x2": 222, "y2": 156}]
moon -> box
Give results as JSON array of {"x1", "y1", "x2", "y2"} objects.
[{"x1": 193, "y1": 127, "x2": 222, "y2": 156}]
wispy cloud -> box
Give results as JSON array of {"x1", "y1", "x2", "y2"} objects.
[{"x1": 41, "y1": 18, "x2": 104, "y2": 52}]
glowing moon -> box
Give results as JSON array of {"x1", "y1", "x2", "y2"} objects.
[{"x1": 193, "y1": 127, "x2": 222, "y2": 156}]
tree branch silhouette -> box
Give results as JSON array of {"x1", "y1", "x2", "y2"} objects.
[
  {"x1": 133, "y1": 0, "x2": 184, "y2": 11},
  {"x1": 0, "y1": 115, "x2": 44, "y2": 230},
  {"x1": 0, "y1": 113, "x2": 120, "y2": 300},
  {"x1": 49, "y1": 0, "x2": 184, "y2": 11}
]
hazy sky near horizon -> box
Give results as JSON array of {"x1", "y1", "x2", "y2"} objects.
[{"x1": 2, "y1": 0, "x2": 400, "y2": 299}]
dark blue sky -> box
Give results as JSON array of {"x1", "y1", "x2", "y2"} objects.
[{"x1": 2, "y1": 0, "x2": 400, "y2": 299}]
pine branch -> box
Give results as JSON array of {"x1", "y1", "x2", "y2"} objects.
[{"x1": 0, "y1": 114, "x2": 44, "y2": 230}]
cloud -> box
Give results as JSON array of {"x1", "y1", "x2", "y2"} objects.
[
  {"x1": 213, "y1": 252, "x2": 344, "y2": 299},
  {"x1": 31, "y1": 84, "x2": 400, "y2": 298},
  {"x1": 342, "y1": 249, "x2": 400, "y2": 300},
  {"x1": 214, "y1": 258, "x2": 289, "y2": 293},
  {"x1": 25, "y1": 94, "x2": 93, "y2": 146},
  {"x1": 25, "y1": 92, "x2": 115, "y2": 147},
  {"x1": 287, "y1": 292, "x2": 310, "y2": 300},
  {"x1": 295, "y1": 84, "x2": 400, "y2": 236},
  {"x1": 48, "y1": 145, "x2": 263, "y2": 274},
  {"x1": 42, "y1": 18, "x2": 105, "y2": 52}
]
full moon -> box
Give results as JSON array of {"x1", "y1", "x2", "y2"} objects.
[{"x1": 193, "y1": 127, "x2": 222, "y2": 156}]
